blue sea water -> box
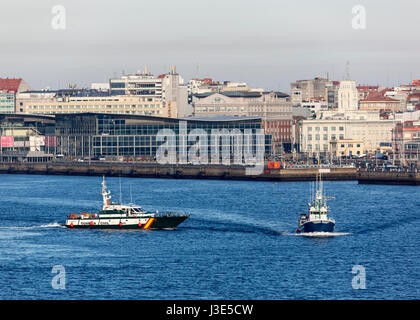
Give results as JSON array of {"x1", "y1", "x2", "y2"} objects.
[{"x1": 0, "y1": 174, "x2": 419, "y2": 300}]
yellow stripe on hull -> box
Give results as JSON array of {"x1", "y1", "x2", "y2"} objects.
[{"x1": 143, "y1": 218, "x2": 155, "y2": 229}]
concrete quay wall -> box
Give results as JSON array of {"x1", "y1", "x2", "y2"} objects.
[
  {"x1": 357, "y1": 171, "x2": 420, "y2": 186},
  {"x1": 0, "y1": 162, "x2": 357, "y2": 182}
]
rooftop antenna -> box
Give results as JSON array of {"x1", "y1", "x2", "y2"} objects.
[{"x1": 345, "y1": 61, "x2": 350, "y2": 80}]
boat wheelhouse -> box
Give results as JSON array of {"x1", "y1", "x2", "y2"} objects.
[{"x1": 297, "y1": 171, "x2": 335, "y2": 233}]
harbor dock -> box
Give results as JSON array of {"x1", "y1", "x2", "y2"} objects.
[
  {"x1": 0, "y1": 161, "x2": 356, "y2": 182},
  {"x1": 1, "y1": 162, "x2": 418, "y2": 184},
  {"x1": 357, "y1": 170, "x2": 420, "y2": 186}
]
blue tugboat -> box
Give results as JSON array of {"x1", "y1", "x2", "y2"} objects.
[{"x1": 296, "y1": 171, "x2": 335, "y2": 233}]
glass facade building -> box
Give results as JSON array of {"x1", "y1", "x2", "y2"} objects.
[
  {"x1": 0, "y1": 91, "x2": 15, "y2": 114},
  {"x1": 1, "y1": 113, "x2": 272, "y2": 161}
]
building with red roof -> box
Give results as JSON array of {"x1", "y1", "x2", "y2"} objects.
[
  {"x1": 356, "y1": 84, "x2": 386, "y2": 101},
  {"x1": 359, "y1": 89, "x2": 400, "y2": 112},
  {"x1": 0, "y1": 78, "x2": 31, "y2": 113},
  {"x1": 0, "y1": 78, "x2": 31, "y2": 94}
]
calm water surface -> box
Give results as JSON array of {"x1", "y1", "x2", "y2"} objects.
[{"x1": 0, "y1": 174, "x2": 419, "y2": 299}]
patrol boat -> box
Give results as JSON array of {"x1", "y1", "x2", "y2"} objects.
[
  {"x1": 65, "y1": 177, "x2": 189, "y2": 230},
  {"x1": 296, "y1": 172, "x2": 335, "y2": 233}
]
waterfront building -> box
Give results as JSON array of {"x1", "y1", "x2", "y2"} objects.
[
  {"x1": 193, "y1": 91, "x2": 292, "y2": 153},
  {"x1": 0, "y1": 113, "x2": 272, "y2": 161},
  {"x1": 0, "y1": 114, "x2": 55, "y2": 162},
  {"x1": 300, "y1": 118, "x2": 395, "y2": 156},
  {"x1": 332, "y1": 139, "x2": 365, "y2": 157}
]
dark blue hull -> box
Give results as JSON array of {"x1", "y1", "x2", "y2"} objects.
[{"x1": 302, "y1": 221, "x2": 335, "y2": 233}]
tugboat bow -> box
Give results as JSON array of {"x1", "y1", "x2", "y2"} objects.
[{"x1": 297, "y1": 171, "x2": 335, "y2": 233}]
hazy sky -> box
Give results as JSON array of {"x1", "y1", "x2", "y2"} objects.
[{"x1": 0, "y1": 0, "x2": 419, "y2": 92}]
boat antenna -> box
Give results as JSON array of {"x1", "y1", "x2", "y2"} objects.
[
  {"x1": 119, "y1": 175, "x2": 122, "y2": 205},
  {"x1": 309, "y1": 181, "x2": 311, "y2": 204},
  {"x1": 130, "y1": 184, "x2": 133, "y2": 205}
]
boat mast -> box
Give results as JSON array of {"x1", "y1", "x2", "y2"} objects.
[
  {"x1": 317, "y1": 172, "x2": 323, "y2": 218},
  {"x1": 102, "y1": 176, "x2": 111, "y2": 209}
]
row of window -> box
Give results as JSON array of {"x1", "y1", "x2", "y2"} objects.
[
  {"x1": 196, "y1": 106, "x2": 246, "y2": 112},
  {"x1": 31, "y1": 110, "x2": 160, "y2": 116},
  {"x1": 307, "y1": 126, "x2": 344, "y2": 132},
  {"x1": 340, "y1": 143, "x2": 361, "y2": 148},
  {"x1": 307, "y1": 144, "x2": 362, "y2": 152},
  {"x1": 307, "y1": 134, "x2": 344, "y2": 141},
  {"x1": 28, "y1": 104, "x2": 161, "y2": 110},
  {"x1": 307, "y1": 144, "x2": 328, "y2": 151}
]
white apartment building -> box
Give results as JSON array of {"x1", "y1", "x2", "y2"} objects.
[
  {"x1": 301, "y1": 99, "x2": 328, "y2": 117},
  {"x1": 109, "y1": 66, "x2": 188, "y2": 118},
  {"x1": 16, "y1": 93, "x2": 165, "y2": 116},
  {"x1": 300, "y1": 119, "x2": 395, "y2": 155}
]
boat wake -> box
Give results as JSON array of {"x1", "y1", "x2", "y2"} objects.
[
  {"x1": 0, "y1": 222, "x2": 64, "y2": 230},
  {"x1": 284, "y1": 231, "x2": 352, "y2": 237},
  {"x1": 186, "y1": 209, "x2": 292, "y2": 236}
]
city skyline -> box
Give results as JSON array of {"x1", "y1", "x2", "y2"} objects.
[{"x1": 0, "y1": 0, "x2": 419, "y2": 91}]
